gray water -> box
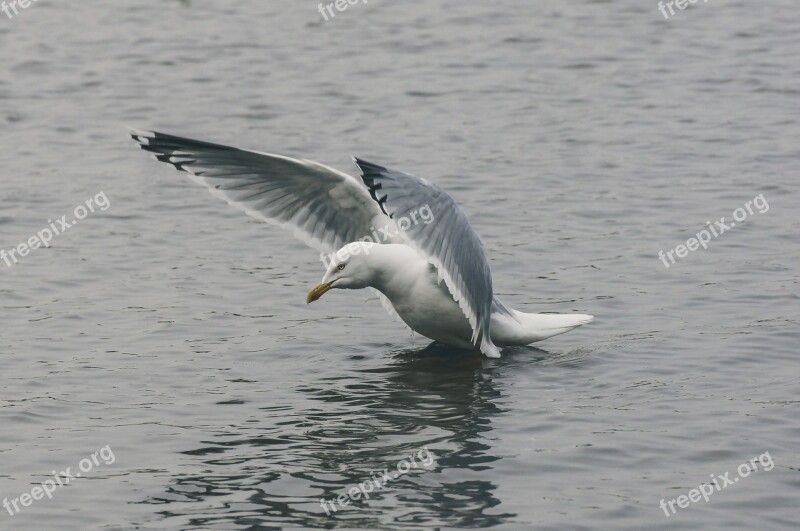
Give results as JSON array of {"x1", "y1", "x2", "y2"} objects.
[{"x1": 1, "y1": 0, "x2": 798, "y2": 529}]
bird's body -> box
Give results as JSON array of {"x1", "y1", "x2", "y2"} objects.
[
  {"x1": 131, "y1": 129, "x2": 594, "y2": 358},
  {"x1": 324, "y1": 242, "x2": 593, "y2": 351},
  {"x1": 366, "y1": 243, "x2": 476, "y2": 348}
]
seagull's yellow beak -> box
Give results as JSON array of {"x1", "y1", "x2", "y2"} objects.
[{"x1": 306, "y1": 282, "x2": 333, "y2": 304}]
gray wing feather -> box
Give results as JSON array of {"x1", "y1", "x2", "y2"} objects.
[
  {"x1": 354, "y1": 158, "x2": 504, "y2": 357},
  {"x1": 131, "y1": 130, "x2": 396, "y2": 254}
]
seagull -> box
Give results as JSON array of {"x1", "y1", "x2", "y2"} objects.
[{"x1": 131, "y1": 130, "x2": 593, "y2": 358}]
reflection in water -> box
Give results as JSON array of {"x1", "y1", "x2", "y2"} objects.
[{"x1": 142, "y1": 343, "x2": 568, "y2": 528}]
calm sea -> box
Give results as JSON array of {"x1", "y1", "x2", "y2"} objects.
[{"x1": 0, "y1": 0, "x2": 798, "y2": 529}]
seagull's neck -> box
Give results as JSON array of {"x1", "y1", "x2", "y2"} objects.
[{"x1": 365, "y1": 243, "x2": 430, "y2": 300}]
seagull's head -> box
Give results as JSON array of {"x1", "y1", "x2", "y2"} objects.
[{"x1": 307, "y1": 241, "x2": 377, "y2": 303}]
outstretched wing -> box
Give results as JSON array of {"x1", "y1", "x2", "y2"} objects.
[
  {"x1": 131, "y1": 130, "x2": 397, "y2": 254},
  {"x1": 354, "y1": 158, "x2": 504, "y2": 358}
]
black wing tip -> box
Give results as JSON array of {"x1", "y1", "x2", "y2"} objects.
[
  {"x1": 129, "y1": 129, "x2": 242, "y2": 175},
  {"x1": 352, "y1": 157, "x2": 388, "y2": 175},
  {"x1": 352, "y1": 157, "x2": 392, "y2": 216},
  {"x1": 129, "y1": 127, "x2": 154, "y2": 147},
  {"x1": 129, "y1": 129, "x2": 198, "y2": 174},
  {"x1": 129, "y1": 128, "x2": 238, "y2": 153}
]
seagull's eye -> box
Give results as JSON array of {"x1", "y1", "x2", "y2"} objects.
[{"x1": 337, "y1": 264, "x2": 346, "y2": 271}]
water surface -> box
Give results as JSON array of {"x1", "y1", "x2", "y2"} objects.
[{"x1": 0, "y1": 0, "x2": 798, "y2": 529}]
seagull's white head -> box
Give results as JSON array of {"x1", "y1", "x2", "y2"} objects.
[{"x1": 306, "y1": 241, "x2": 377, "y2": 303}]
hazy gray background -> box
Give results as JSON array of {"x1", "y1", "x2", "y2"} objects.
[{"x1": 1, "y1": 0, "x2": 798, "y2": 529}]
